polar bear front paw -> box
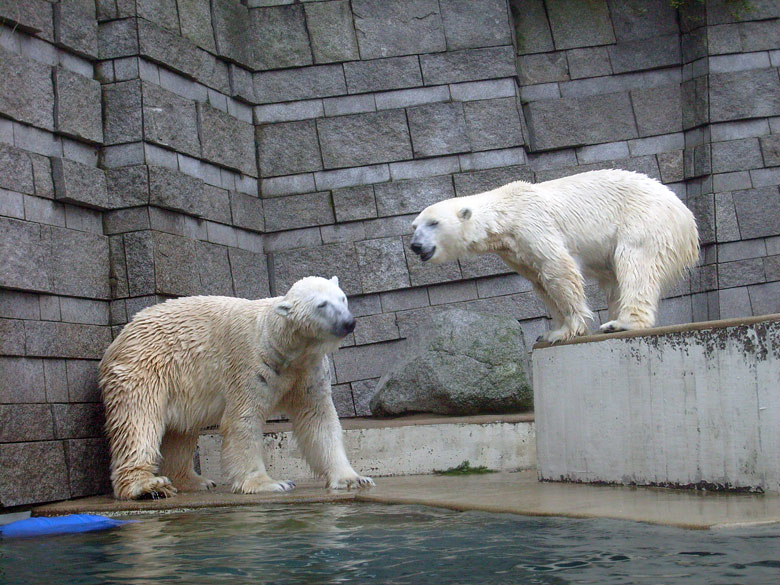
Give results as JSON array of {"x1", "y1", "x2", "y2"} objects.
[
  {"x1": 232, "y1": 477, "x2": 296, "y2": 494},
  {"x1": 174, "y1": 473, "x2": 217, "y2": 493},
  {"x1": 127, "y1": 475, "x2": 178, "y2": 500},
  {"x1": 326, "y1": 473, "x2": 375, "y2": 490},
  {"x1": 599, "y1": 320, "x2": 631, "y2": 334}
]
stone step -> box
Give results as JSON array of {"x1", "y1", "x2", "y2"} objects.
[{"x1": 197, "y1": 413, "x2": 535, "y2": 485}]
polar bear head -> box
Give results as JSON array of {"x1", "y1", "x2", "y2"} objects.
[
  {"x1": 410, "y1": 198, "x2": 474, "y2": 264},
  {"x1": 274, "y1": 276, "x2": 356, "y2": 339}
]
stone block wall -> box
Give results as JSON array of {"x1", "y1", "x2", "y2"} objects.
[{"x1": 1, "y1": 0, "x2": 778, "y2": 506}]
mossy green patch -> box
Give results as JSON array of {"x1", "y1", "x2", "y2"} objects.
[{"x1": 434, "y1": 461, "x2": 497, "y2": 476}]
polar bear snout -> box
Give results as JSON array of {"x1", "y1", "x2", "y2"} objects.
[
  {"x1": 410, "y1": 240, "x2": 436, "y2": 262},
  {"x1": 333, "y1": 314, "x2": 356, "y2": 337}
]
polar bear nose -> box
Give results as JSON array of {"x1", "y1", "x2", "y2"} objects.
[
  {"x1": 344, "y1": 315, "x2": 356, "y2": 334},
  {"x1": 410, "y1": 242, "x2": 423, "y2": 254}
]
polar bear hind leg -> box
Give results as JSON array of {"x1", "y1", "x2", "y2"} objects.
[
  {"x1": 159, "y1": 430, "x2": 216, "y2": 492},
  {"x1": 600, "y1": 243, "x2": 662, "y2": 333}
]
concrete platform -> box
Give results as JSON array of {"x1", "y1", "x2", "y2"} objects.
[
  {"x1": 198, "y1": 413, "x2": 535, "y2": 483},
  {"x1": 533, "y1": 314, "x2": 780, "y2": 493},
  {"x1": 32, "y1": 470, "x2": 780, "y2": 530}
]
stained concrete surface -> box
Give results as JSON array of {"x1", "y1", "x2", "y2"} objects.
[{"x1": 33, "y1": 470, "x2": 780, "y2": 530}]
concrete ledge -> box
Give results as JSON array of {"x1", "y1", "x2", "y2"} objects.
[
  {"x1": 198, "y1": 414, "x2": 535, "y2": 484},
  {"x1": 33, "y1": 471, "x2": 780, "y2": 529},
  {"x1": 533, "y1": 315, "x2": 780, "y2": 492}
]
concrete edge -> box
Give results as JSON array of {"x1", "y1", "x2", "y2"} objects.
[{"x1": 533, "y1": 313, "x2": 780, "y2": 350}]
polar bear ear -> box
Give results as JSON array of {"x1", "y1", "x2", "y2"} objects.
[
  {"x1": 458, "y1": 207, "x2": 472, "y2": 221},
  {"x1": 330, "y1": 275, "x2": 339, "y2": 286},
  {"x1": 274, "y1": 301, "x2": 292, "y2": 317}
]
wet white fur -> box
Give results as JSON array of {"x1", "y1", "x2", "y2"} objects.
[
  {"x1": 99, "y1": 276, "x2": 373, "y2": 500},
  {"x1": 411, "y1": 170, "x2": 699, "y2": 343}
]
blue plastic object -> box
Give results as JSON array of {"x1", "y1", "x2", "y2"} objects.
[{"x1": 0, "y1": 514, "x2": 133, "y2": 538}]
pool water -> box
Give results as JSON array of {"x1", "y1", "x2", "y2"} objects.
[{"x1": 2, "y1": 503, "x2": 779, "y2": 585}]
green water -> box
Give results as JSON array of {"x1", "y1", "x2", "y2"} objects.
[{"x1": 2, "y1": 503, "x2": 779, "y2": 585}]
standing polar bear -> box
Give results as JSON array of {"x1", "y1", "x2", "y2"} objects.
[
  {"x1": 99, "y1": 276, "x2": 373, "y2": 500},
  {"x1": 410, "y1": 169, "x2": 699, "y2": 343}
]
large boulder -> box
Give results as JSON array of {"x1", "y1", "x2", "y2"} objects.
[{"x1": 370, "y1": 309, "x2": 532, "y2": 416}]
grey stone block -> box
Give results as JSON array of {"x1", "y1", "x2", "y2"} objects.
[
  {"x1": 211, "y1": 0, "x2": 251, "y2": 66},
  {"x1": 545, "y1": 0, "x2": 615, "y2": 50},
  {"x1": 565, "y1": 47, "x2": 612, "y2": 79},
  {"x1": 739, "y1": 19, "x2": 780, "y2": 52},
  {"x1": 517, "y1": 52, "x2": 569, "y2": 86},
  {"x1": 137, "y1": 18, "x2": 197, "y2": 79},
  {"x1": 608, "y1": 0, "x2": 678, "y2": 41},
  {"x1": 333, "y1": 339, "x2": 404, "y2": 384},
  {"x1": 175, "y1": 0, "x2": 215, "y2": 51},
  {"x1": 734, "y1": 187, "x2": 780, "y2": 240},
  {"x1": 122, "y1": 231, "x2": 155, "y2": 296},
  {"x1": 0, "y1": 47, "x2": 55, "y2": 130},
  {"x1": 718, "y1": 258, "x2": 766, "y2": 289},
  {"x1": 681, "y1": 76, "x2": 709, "y2": 131},
  {"x1": 53, "y1": 68, "x2": 102, "y2": 144},
  {"x1": 228, "y1": 247, "x2": 270, "y2": 299},
  {"x1": 717, "y1": 286, "x2": 750, "y2": 319},
  {"x1": 577, "y1": 141, "x2": 630, "y2": 164},
  {"x1": 375, "y1": 175, "x2": 454, "y2": 217},
  {"x1": 524, "y1": 91, "x2": 638, "y2": 151},
  {"x1": 463, "y1": 97, "x2": 524, "y2": 152},
  {"x1": 0, "y1": 318, "x2": 25, "y2": 356},
  {"x1": 763, "y1": 255, "x2": 780, "y2": 281},
  {"x1": 509, "y1": 0, "x2": 553, "y2": 54},
  {"x1": 407, "y1": 102, "x2": 469, "y2": 158},
  {"x1": 760, "y1": 134, "x2": 780, "y2": 167},
  {"x1": 97, "y1": 18, "x2": 139, "y2": 59},
  {"x1": 659, "y1": 150, "x2": 684, "y2": 184},
  {"x1": 476, "y1": 273, "x2": 532, "y2": 298},
  {"x1": 608, "y1": 34, "x2": 681, "y2": 75},
  {"x1": 54, "y1": 0, "x2": 98, "y2": 59},
  {"x1": 380, "y1": 287, "x2": 429, "y2": 312},
  {"x1": 49, "y1": 226, "x2": 110, "y2": 299},
  {"x1": 321, "y1": 222, "x2": 367, "y2": 244},
  {"x1": 44, "y1": 357, "x2": 70, "y2": 401},
  {"x1": 706, "y1": 0, "x2": 779, "y2": 25},
  {"x1": 751, "y1": 167, "x2": 780, "y2": 189},
  {"x1": 344, "y1": 56, "x2": 422, "y2": 94},
  {"x1": 272, "y1": 242, "x2": 361, "y2": 296},
  {"x1": 66, "y1": 438, "x2": 112, "y2": 498},
  {"x1": 262, "y1": 174, "x2": 318, "y2": 198},
  {"x1": 323, "y1": 94, "x2": 376, "y2": 117},
  {"x1": 353, "y1": 312, "x2": 400, "y2": 346},
  {"x1": 630, "y1": 84, "x2": 682, "y2": 137},
  {"x1": 333, "y1": 185, "x2": 377, "y2": 223},
  {"x1": 0, "y1": 0, "x2": 54, "y2": 40},
  {"x1": 63, "y1": 360, "x2": 100, "y2": 404},
  {"x1": 449, "y1": 78, "x2": 515, "y2": 102},
  {"x1": 230, "y1": 191, "x2": 265, "y2": 232},
  {"x1": 719, "y1": 239, "x2": 768, "y2": 263},
  {"x1": 105, "y1": 165, "x2": 150, "y2": 210},
  {"x1": 257, "y1": 120, "x2": 322, "y2": 177},
  {"x1": 0, "y1": 357, "x2": 46, "y2": 403},
  {"x1": 715, "y1": 192, "x2": 741, "y2": 242},
  {"x1": 318, "y1": 111, "x2": 412, "y2": 169},
  {"x1": 142, "y1": 82, "x2": 200, "y2": 157},
  {"x1": 52, "y1": 158, "x2": 108, "y2": 210},
  {"x1": 249, "y1": 4, "x2": 312, "y2": 70},
  {"x1": 709, "y1": 52, "x2": 771, "y2": 75},
  {"x1": 349, "y1": 378, "x2": 377, "y2": 415},
  {"x1": 263, "y1": 192, "x2": 334, "y2": 232},
  {"x1": 420, "y1": 46, "x2": 515, "y2": 85},
  {"x1": 136, "y1": 0, "x2": 180, "y2": 32},
  {"x1": 1, "y1": 404, "x2": 64, "y2": 442},
  {"x1": 196, "y1": 241, "x2": 233, "y2": 296},
  {"x1": 428, "y1": 280, "x2": 478, "y2": 305},
  {"x1": 24, "y1": 321, "x2": 111, "y2": 359},
  {"x1": 52, "y1": 403, "x2": 105, "y2": 440},
  {"x1": 0, "y1": 188, "x2": 24, "y2": 220},
  {"x1": 331, "y1": 383, "x2": 356, "y2": 417},
  {"x1": 304, "y1": 0, "x2": 359, "y2": 64},
  {"x1": 460, "y1": 147, "x2": 525, "y2": 172},
  {"x1": 153, "y1": 230, "x2": 202, "y2": 296},
  {"x1": 352, "y1": 0, "x2": 445, "y2": 59},
  {"x1": 0, "y1": 441, "x2": 69, "y2": 506},
  {"x1": 254, "y1": 64, "x2": 347, "y2": 105},
  {"x1": 711, "y1": 138, "x2": 764, "y2": 173},
  {"x1": 23, "y1": 195, "x2": 65, "y2": 227},
  {"x1": 348, "y1": 293, "x2": 382, "y2": 317},
  {"x1": 254, "y1": 100, "x2": 325, "y2": 124},
  {"x1": 710, "y1": 69, "x2": 780, "y2": 123},
  {"x1": 453, "y1": 165, "x2": 534, "y2": 197},
  {"x1": 228, "y1": 64, "x2": 255, "y2": 103},
  {"x1": 628, "y1": 133, "x2": 684, "y2": 157},
  {"x1": 0, "y1": 143, "x2": 35, "y2": 195},
  {"x1": 375, "y1": 86, "x2": 450, "y2": 111},
  {"x1": 0, "y1": 216, "x2": 53, "y2": 293},
  {"x1": 439, "y1": 0, "x2": 511, "y2": 51},
  {"x1": 389, "y1": 156, "x2": 459, "y2": 182},
  {"x1": 0, "y1": 290, "x2": 40, "y2": 320},
  {"x1": 198, "y1": 102, "x2": 256, "y2": 176},
  {"x1": 59, "y1": 297, "x2": 109, "y2": 327},
  {"x1": 103, "y1": 80, "x2": 143, "y2": 146}
]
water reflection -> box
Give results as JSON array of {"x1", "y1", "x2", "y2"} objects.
[{"x1": 1, "y1": 503, "x2": 779, "y2": 585}]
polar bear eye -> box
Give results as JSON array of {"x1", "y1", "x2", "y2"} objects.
[
  {"x1": 427, "y1": 220, "x2": 439, "y2": 227},
  {"x1": 317, "y1": 301, "x2": 327, "y2": 308}
]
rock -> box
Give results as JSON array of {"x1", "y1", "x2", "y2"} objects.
[{"x1": 370, "y1": 309, "x2": 532, "y2": 416}]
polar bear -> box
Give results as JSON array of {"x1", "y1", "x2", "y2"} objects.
[
  {"x1": 410, "y1": 170, "x2": 699, "y2": 343},
  {"x1": 99, "y1": 276, "x2": 373, "y2": 500}
]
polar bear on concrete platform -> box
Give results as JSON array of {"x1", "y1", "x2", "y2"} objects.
[
  {"x1": 410, "y1": 169, "x2": 699, "y2": 343},
  {"x1": 99, "y1": 276, "x2": 373, "y2": 500}
]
